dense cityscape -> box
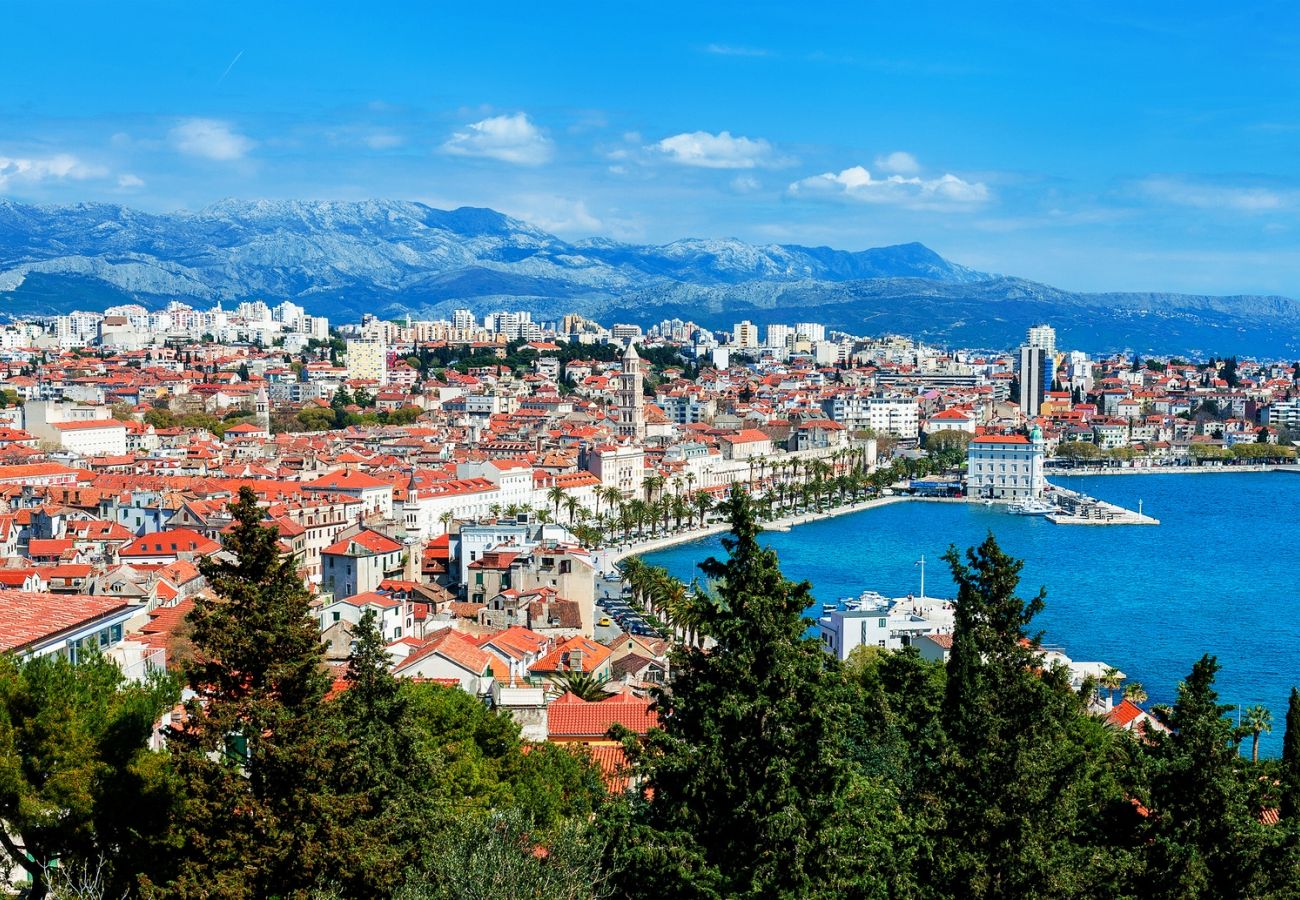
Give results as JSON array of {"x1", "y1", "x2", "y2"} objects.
[
  {"x1": 9, "y1": 2, "x2": 1300, "y2": 897},
  {"x1": 0, "y1": 297, "x2": 1298, "y2": 895}
]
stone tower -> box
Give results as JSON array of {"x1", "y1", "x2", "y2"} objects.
[
  {"x1": 255, "y1": 383, "x2": 270, "y2": 431},
  {"x1": 617, "y1": 341, "x2": 645, "y2": 441}
]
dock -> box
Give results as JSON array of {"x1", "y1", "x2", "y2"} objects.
[{"x1": 1045, "y1": 486, "x2": 1159, "y2": 526}]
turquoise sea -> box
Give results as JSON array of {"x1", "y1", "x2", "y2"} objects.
[{"x1": 641, "y1": 472, "x2": 1300, "y2": 757}]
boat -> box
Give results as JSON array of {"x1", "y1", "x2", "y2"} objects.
[{"x1": 1007, "y1": 498, "x2": 1056, "y2": 516}]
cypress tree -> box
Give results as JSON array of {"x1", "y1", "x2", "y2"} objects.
[
  {"x1": 1144, "y1": 655, "x2": 1269, "y2": 898},
  {"x1": 1280, "y1": 687, "x2": 1300, "y2": 820},
  {"x1": 322, "y1": 609, "x2": 444, "y2": 897}
]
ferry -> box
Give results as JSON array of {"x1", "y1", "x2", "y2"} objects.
[{"x1": 1007, "y1": 497, "x2": 1056, "y2": 516}]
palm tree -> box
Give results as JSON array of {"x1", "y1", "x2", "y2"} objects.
[
  {"x1": 692, "y1": 490, "x2": 713, "y2": 527},
  {"x1": 670, "y1": 494, "x2": 690, "y2": 530},
  {"x1": 438, "y1": 510, "x2": 454, "y2": 535},
  {"x1": 643, "y1": 473, "x2": 666, "y2": 504},
  {"x1": 564, "y1": 494, "x2": 581, "y2": 524},
  {"x1": 1099, "y1": 667, "x2": 1123, "y2": 708},
  {"x1": 1244, "y1": 704, "x2": 1274, "y2": 763},
  {"x1": 550, "y1": 670, "x2": 610, "y2": 701},
  {"x1": 1122, "y1": 682, "x2": 1148, "y2": 705},
  {"x1": 547, "y1": 484, "x2": 566, "y2": 521}
]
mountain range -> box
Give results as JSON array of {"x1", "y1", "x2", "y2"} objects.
[{"x1": 0, "y1": 197, "x2": 1296, "y2": 357}]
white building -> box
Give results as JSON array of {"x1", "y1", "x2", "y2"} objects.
[
  {"x1": 731, "y1": 320, "x2": 760, "y2": 349},
  {"x1": 965, "y1": 428, "x2": 1046, "y2": 500},
  {"x1": 50, "y1": 420, "x2": 128, "y2": 457},
  {"x1": 818, "y1": 602, "x2": 939, "y2": 660}
]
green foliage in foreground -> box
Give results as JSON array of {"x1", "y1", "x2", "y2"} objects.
[{"x1": 8, "y1": 484, "x2": 1300, "y2": 898}]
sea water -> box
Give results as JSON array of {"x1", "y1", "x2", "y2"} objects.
[{"x1": 641, "y1": 472, "x2": 1300, "y2": 756}]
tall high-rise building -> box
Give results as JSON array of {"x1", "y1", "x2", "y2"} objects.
[
  {"x1": 1026, "y1": 323, "x2": 1057, "y2": 390},
  {"x1": 346, "y1": 338, "x2": 388, "y2": 385},
  {"x1": 1018, "y1": 344, "x2": 1046, "y2": 417},
  {"x1": 765, "y1": 324, "x2": 793, "y2": 348},
  {"x1": 616, "y1": 341, "x2": 645, "y2": 441},
  {"x1": 732, "y1": 320, "x2": 760, "y2": 349}
]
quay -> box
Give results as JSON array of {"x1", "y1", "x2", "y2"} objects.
[{"x1": 1045, "y1": 485, "x2": 1158, "y2": 526}]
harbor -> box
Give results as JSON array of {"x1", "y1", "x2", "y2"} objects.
[{"x1": 641, "y1": 471, "x2": 1297, "y2": 755}]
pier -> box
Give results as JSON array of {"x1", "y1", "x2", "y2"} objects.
[{"x1": 1045, "y1": 486, "x2": 1159, "y2": 526}]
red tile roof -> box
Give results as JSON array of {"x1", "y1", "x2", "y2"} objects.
[
  {"x1": 0, "y1": 590, "x2": 131, "y2": 652},
  {"x1": 119, "y1": 529, "x2": 221, "y2": 558},
  {"x1": 547, "y1": 694, "x2": 659, "y2": 738}
]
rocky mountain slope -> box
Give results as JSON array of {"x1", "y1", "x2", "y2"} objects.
[{"x1": 0, "y1": 198, "x2": 1295, "y2": 356}]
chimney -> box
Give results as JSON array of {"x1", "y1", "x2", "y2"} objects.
[{"x1": 569, "y1": 649, "x2": 583, "y2": 673}]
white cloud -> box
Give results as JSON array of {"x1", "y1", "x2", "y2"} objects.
[
  {"x1": 364, "y1": 132, "x2": 403, "y2": 150},
  {"x1": 873, "y1": 151, "x2": 920, "y2": 175},
  {"x1": 705, "y1": 43, "x2": 769, "y2": 57},
  {"x1": 730, "y1": 174, "x2": 761, "y2": 193},
  {"x1": 442, "y1": 113, "x2": 553, "y2": 165},
  {"x1": 116, "y1": 174, "x2": 145, "y2": 189},
  {"x1": 170, "y1": 118, "x2": 255, "y2": 161},
  {"x1": 0, "y1": 153, "x2": 106, "y2": 189},
  {"x1": 788, "y1": 164, "x2": 989, "y2": 209},
  {"x1": 513, "y1": 197, "x2": 603, "y2": 234},
  {"x1": 1139, "y1": 176, "x2": 1290, "y2": 212},
  {"x1": 653, "y1": 130, "x2": 785, "y2": 169}
]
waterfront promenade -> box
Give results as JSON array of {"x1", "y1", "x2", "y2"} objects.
[{"x1": 598, "y1": 493, "x2": 969, "y2": 573}]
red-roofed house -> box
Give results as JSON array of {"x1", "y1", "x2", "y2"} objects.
[
  {"x1": 321, "y1": 528, "x2": 405, "y2": 599},
  {"x1": 118, "y1": 528, "x2": 221, "y2": 564},
  {"x1": 305, "y1": 470, "x2": 394, "y2": 518},
  {"x1": 546, "y1": 692, "x2": 659, "y2": 743},
  {"x1": 529, "y1": 635, "x2": 613, "y2": 688},
  {"x1": 0, "y1": 589, "x2": 134, "y2": 660},
  {"x1": 392, "y1": 628, "x2": 496, "y2": 694}
]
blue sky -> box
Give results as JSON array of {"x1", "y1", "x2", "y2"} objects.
[{"x1": 3, "y1": 1, "x2": 1299, "y2": 295}]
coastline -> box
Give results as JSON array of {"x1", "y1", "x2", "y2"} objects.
[
  {"x1": 600, "y1": 494, "x2": 971, "y2": 572},
  {"x1": 1050, "y1": 464, "x2": 1300, "y2": 477},
  {"x1": 601, "y1": 464, "x2": 1300, "y2": 571}
]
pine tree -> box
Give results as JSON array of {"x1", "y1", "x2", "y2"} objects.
[
  {"x1": 159, "y1": 486, "x2": 342, "y2": 898},
  {"x1": 0, "y1": 653, "x2": 176, "y2": 900},
  {"x1": 613, "y1": 487, "x2": 909, "y2": 898}
]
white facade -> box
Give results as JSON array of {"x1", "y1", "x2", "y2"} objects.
[
  {"x1": 818, "y1": 605, "x2": 937, "y2": 660},
  {"x1": 966, "y1": 429, "x2": 1046, "y2": 500}
]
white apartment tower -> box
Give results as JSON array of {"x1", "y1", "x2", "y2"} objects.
[{"x1": 616, "y1": 341, "x2": 646, "y2": 441}]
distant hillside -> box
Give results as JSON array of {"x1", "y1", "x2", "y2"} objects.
[{"x1": 0, "y1": 198, "x2": 1296, "y2": 356}]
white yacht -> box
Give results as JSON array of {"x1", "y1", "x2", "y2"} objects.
[{"x1": 1007, "y1": 497, "x2": 1056, "y2": 516}]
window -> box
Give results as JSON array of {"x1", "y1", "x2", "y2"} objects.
[{"x1": 332, "y1": 611, "x2": 340, "y2": 622}]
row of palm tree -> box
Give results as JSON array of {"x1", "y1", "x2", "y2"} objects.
[{"x1": 618, "y1": 556, "x2": 714, "y2": 648}]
